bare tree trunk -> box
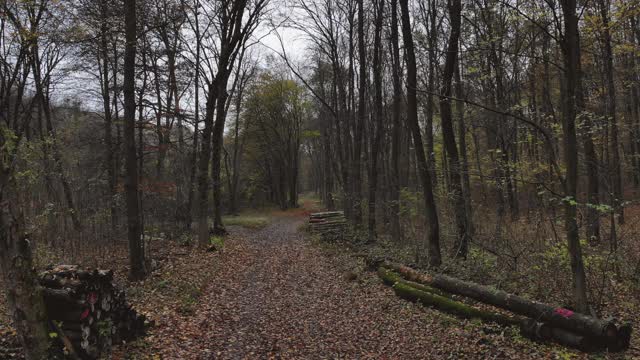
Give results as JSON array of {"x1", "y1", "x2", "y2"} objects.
[
  {"x1": 559, "y1": 0, "x2": 589, "y2": 313},
  {"x1": 230, "y1": 95, "x2": 243, "y2": 215},
  {"x1": 99, "y1": 0, "x2": 117, "y2": 232},
  {"x1": 367, "y1": 0, "x2": 384, "y2": 243},
  {"x1": 440, "y1": 0, "x2": 468, "y2": 258},
  {"x1": 399, "y1": 0, "x2": 441, "y2": 267},
  {"x1": 185, "y1": 0, "x2": 201, "y2": 230},
  {"x1": 0, "y1": 199, "x2": 51, "y2": 360},
  {"x1": 455, "y1": 54, "x2": 474, "y2": 237},
  {"x1": 30, "y1": 42, "x2": 82, "y2": 231},
  {"x1": 425, "y1": 0, "x2": 438, "y2": 189},
  {"x1": 112, "y1": 36, "x2": 123, "y2": 186},
  {"x1": 598, "y1": 0, "x2": 623, "y2": 224},
  {"x1": 124, "y1": 0, "x2": 146, "y2": 280},
  {"x1": 211, "y1": 79, "x2": 229, "y2": 235},
  {"x1": 352, "y1": 0, "x2": 366, "y2": 226},
  {"x1": 389, "y1": 0, "x2": 402, "y2": 241},
  {"x1": 197, "y1": 84, "x2": 218, "y2": 245},
  {"x1": 629, "y1": 16, "x2": 640, "y2": 187}
]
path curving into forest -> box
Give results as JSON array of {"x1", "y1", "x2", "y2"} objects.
[{"x1": 136, "y1": 212, "x2": 575, "y2": 359}]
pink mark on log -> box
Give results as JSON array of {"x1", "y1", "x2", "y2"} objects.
[
  {"x1": 87, "y1": 292, "x2": 98, "y2": 305},
  {"x1": 554, "y1": 308, "x2": 574, "y2": 318},
  {"x1": 80, "y1": 308, "x2": 90, "y2": 320}
]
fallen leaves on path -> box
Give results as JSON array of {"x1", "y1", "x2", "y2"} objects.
[
  {"x1": 115, "y1": 216, "x2": 601, "y2": 359},
  {"x1": 2, "y1": 208, "x2": 635, "y2": 359}
]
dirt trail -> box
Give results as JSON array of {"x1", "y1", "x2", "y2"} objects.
[{"x1": 139, "y1": 213, "x2": 571, "y2": 360}]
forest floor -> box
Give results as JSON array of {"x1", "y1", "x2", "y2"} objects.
[
  {"x1": 110, "y1": 202, "x2": 634, "y2": 359},
  {"x1": 1, "y1": 201, "x2": 639, "y2": 359}
]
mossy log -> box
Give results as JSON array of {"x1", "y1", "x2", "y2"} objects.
[
  {"x1": 381, "y1": 261, "x2": 628, "y2": 350},
  {"x1": 377, "y1": 267, "x2": 451, "y2": 298},
  {"x1": 392, "y1": 282, "x2": 519, "y2": 326},
  {"x1": 378, "y1": 267, "x2": 518, "y2": 326}
]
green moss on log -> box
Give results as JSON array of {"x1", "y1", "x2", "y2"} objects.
[
  {"x1": 378, "y1": 267, "x2": 451, "y2": 298},
  {"x1": 392, "y1": 282, "x2": 519, "y2": 326},
  {"x1": 377, "y1": 267, "x2": 403, "y2": 286}
]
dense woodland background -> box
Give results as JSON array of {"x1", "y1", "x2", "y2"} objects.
[{"x1": 2, "y1": 0, "x2": 640, "y2": 357}]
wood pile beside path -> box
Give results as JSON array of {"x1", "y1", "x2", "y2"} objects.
[
  {"x1": 309, "y1": 211, "x2": 347, "y2": 240},
  {"x1": 40, "y1": 265, "x2": 147, "y2": 359}
]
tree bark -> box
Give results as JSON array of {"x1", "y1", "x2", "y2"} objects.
[
  {"x1": 98, "y1": 0, "x2": 117, "y2": 232},
  {"x1": 454, "y1": 55, "x2": 474, "y2": 237},
  {"x1": 559, "y1": 0, "x2": 589, "y2": 313},
  {"x1": 0, "y1": 201, "x2": 51, "y2": 359},
  {"x1": 185, "y1": 0, "x2": 201, "y2": 230},
  {"x1": 124, "y1": 0, "x2": 146, "y2": 280},
  {"x1": 389, "y1": 0, "x2": 402, "y2": 241},
  {"x1": 439, "y1": 0, "x2": 468, "y2": 258},
  {"x1": 367, "y1": 0, "x2": 384, "y2": 243},
  {"x1": 211, "y1": 79, "x2": 230, "y2": 235},
  {"x1": 399, "y1": 0, "x2": 441, "y2": 267},
  {"x1": 598, "y1": 0, "x2": 623, "y2": 224},
  {"x1": 351, "y1": 0, "x2": 366, "y2": 226},
  {"x1": 425, "y1": 0, "x2": 438, "y2": 189}
]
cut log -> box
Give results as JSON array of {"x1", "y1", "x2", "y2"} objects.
[
  {"x1": 520, "y1": 319, "x2": 601, "y2": 352},
  {"x1": 392, "y1": 282, "x2": 519, "y2": 326},
  {"x1": 309, "y1": 211, "x2": 347, "y2": 241},
  {"x1": 378, "y1": 267, "x2": 451, "y2": 298},
  {"x1": 310, "y1": 224, "x2": 345, "y2": 229},
  {"x1": 43, "y1": 288, "x2": 84, "y2": 311},
  {"x1": 310, "y1": 221, "x2": 345, "y2": 226},
  {"x1": 382, "y1": 261, "x2": 627, "y2": 350},
  {"x1": 309, "y1": 211, "x2": 344, "y2": 218},
  {"x1": 520, "y1": 319, "x2": 552, "y2": 340},
  {"x1": 548, "y1": 327, "x2": 599, "y2": 352}
]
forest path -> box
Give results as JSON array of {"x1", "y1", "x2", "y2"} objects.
[{"x1": 137, "y1": 211, "x2": 563, "y2": 359}]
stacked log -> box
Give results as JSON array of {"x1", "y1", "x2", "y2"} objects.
[
  {"x1": 376, "y1": 262, "x2": 632, "y2": 352},
  {"x1": 40, "y1": 265, "x2": 146, "y2": 359},
  {"x1": 309, "y1": 211, "x2": 347, "y2": 240}
]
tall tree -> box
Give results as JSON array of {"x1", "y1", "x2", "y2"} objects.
[
  {"x1": 439, "y1": 0, "x2": 469, "y2": 258},
  {"x1": 598, "y1": 0, "x2": 623, "y2": 224},
  {"x1": 352, "y1": 0, "x2": 366, "y2": 225},
  {"x1": 0, "y1": 1, "x2": 52, "y2": 357},
  {"x1": 197, "y1": 0, "x2": 268, "y2": 244},
  {"x1": 389, "y1": 0, "x2": 402, "y2": 241},
  {"x1": 399, "y1": 0, "x2": 441, "y2": 267},
  {"x1": 367, "y1": 0, "x2": 384, "y2": 243},
  {"x1": 558, "y1": 0, "x2": 589, "y2": 312},
  {"x1": 124, "y1": 0, "x2": 146, "y2": 280}
]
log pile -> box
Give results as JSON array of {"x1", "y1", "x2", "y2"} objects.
[
  {"x1": 375, "y1": 261, "x2": 632, "y2": 353},
  {"x1": 308, "y1": 211, "x2": 346, "y2": 240},
  {"x1": 40, "y1": 265, "x2": 147, "y2": 359}
]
